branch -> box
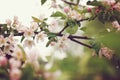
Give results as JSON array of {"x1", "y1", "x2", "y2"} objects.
[
  {"x1": 3, "y1": 30, "x2": 92, "y2": 48},
  {"x1": 69, "y1": 35, "x2": 92, "y2": 40},
  {"x1": 62, "y1": 0, "x2": 77, "y2": 5},
  {"x1": 59, "y1": 25, "x2": 68, "y2": 34},
  {"x1": 69, "y1": 38, "x2": 93, "y2": 48},
  {"x1": 77, "y1": 18, "x2": 90, "y2": 22}
]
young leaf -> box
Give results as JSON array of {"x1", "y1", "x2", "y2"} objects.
[
  {"x1": 46, "y1": 40, "x2": 52, "y2": 47},
  {"x1": 41, "y1": 0, "x2": 47, "y2": 5},
  {"x1": 17, "y1": 44, "x2": 26, "y2": 61},
  {"x1": 90, "y1": 41, "x2": 101, "y2": 54},
  {"x1": 66, "y1": 24, "x2": 78, "y2": 34},
  {"x1": 32, "y1": 16, "x2": 41, "y2": 22},
  {"x1": 21, "y1": 36, "x2": 25, "y2": 42},
  {"x1": 51, "y1": 11, "x2": 67, "y2": 19}
]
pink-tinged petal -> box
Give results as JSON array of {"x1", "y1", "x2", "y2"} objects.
[
  {"x1": 0, "y1": 56, "x2": 8, "y2": 66},
  {"x1": 10, "y1": 68, "x2": 22, "y2": 80}
]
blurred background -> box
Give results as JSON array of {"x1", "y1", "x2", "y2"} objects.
[{"x1": 0, "y1": 0, "x2": 120, "y2": 80}]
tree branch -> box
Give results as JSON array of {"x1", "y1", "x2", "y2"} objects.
[
  {"x1": 69, "y1": 38, "x2": 93, "y2": 48},
  {"x1": 62, "y1": 0, "x2": 77, "y2": 5},
  {"x1": 59, "y1": 25, "x2": 68, "y2": 34}
]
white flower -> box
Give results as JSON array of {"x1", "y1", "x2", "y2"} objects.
[
  {"x1": 12, "y1": 46, "x2": 24, "y2": 60},
  {"x1": 36, "y1": 31, "x2": 47, "y2": 42},
  {"x1": 6, "y1": 35, "x2": 16, "y2": 44},
  {"x1": 6, "y1": 19, "x2": 12, "y2": 26},
  {"x1": 3, "y1": 44, "x2": 14, "y2": 54},
  {"x1": 13, "y1": 16, "x2": 19, "y2": 26},
  {"x1": 30, "y1": 22, "x2": 38, "y2": 31},
  {"x1": 0, "y1": 35, "x2": 6, "y2": 47},
  {"x1": 48, "y1": 19, "x2": 59, "y2": 32},
  {"x1": 60, "y1": 34, "x2": 69, "y2": 42},
  {"x1": 68, "y1": 10, "x2": 82, "y2": 20},
  {"x1": 24, "y1": 28, "x2": 34, "y2": 38},
  {"x1": 9, "y1": 58, "x2": 21, "y2": 69},
  {"x1": 51, "y1": 1, "x2": 58, "y2": 8},
  {"x1": 26, "y1": 48, "x2": 42, "y2": 71},
  {"x1": 0, "y1": 49, "x2": 4, "y2": 56},
  {"x1": 23, "y1": 39, "x2": 35, "y2": 48}
]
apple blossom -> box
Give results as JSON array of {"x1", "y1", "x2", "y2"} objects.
[
  {"x1": 112, "y1": 21, "x2": 120, "y2": 29},
  {"x1": 99, "y1": 47, "x2": 113, "y2": 60},
  {"x1": 0, "y1": 49, "x2": 4, "y2": 56},
  {"x1": 26, "y1": 48, "x2": 41, "y2": 70},
  {"x1": 48, "y1": 19, "x2": 59, "y2": 33},
  {"x1": 16, "y1": 23, "x2": 27, "y2": 32},
  {"x1": 6, "y1": 19, "x2": 12, "y2": 26},
  {"x1": 30, "y1": 22, "x2": 38, "y2": 31},
  {"x1": 13, "y1": 16, "x2": 19, "y2": 26},
  {"x1": 3, "y1": 44, "x2": 14, "y2": 54},
  {"x1": 102, "y1": 0, "x2": 116, "y2": 6},
  {"x1": 50, "y1": 41, "x2": 56, "y2": 46},
  {"x1": 0, "y1": 35, "x2": 6, "y2": 47},
  {"x1": 0, "y1": 56, "x2": 7, "y2": 66},
  {"x1": 64, "y1": 6, "x2": 70, "y2": 13},
  {"x1": 36, "y1": 31, "x2": 47, "y2": 42},
  {"x1": 9, "y1": 58, "x2": 21, "y2": 69},
  {"x1": 68, "y1": 10, "x2": 82, "y2": 20},
  {"x1": 112, "y1": 2, "x2": 120, "y2": 11},
  {"x1": 23, "y1": 39, "x2": 35, "y2": 48},
  {"x1": 51, "y1": 1, "x2": 58, "y2": 8},
  {"x1": 10, "y1": 68, "x2": 22, "y2": 80},
  {"x1": 23, "y1": 28, "x2": 34, "y2": 38},
  {"x1": 12, "y1": 46, "x2": 23, "y2": 60}
]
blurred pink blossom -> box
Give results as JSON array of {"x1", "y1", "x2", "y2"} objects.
[
  {"x1": 10, "y1": 68, "x2": 22, "y2": 80},
  {"x1": 0, "y1": 56, "x2": 7, "y2": 66}
]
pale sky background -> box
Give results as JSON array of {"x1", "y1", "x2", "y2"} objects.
[
  {"x1": 0, "y1": 0, "x2": 86, "y2": 59},
  {"x1": 0, "y1": 0, "x2": 52, "y2": 25}
]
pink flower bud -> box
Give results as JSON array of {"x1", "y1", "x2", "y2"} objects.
[
  {"x1": 95, "y1": 8, "x2": 100, "y2": 14},
  {"x1": 99, "y1": 47, "x2": 113, "y2": 60},
  {"x1": 0, "y1": 56, "x2": 7, "y2": 66},
  {"x1": 50, "y1": 42, "x2": 56, "y2": 46},
  {"x1": 87, "y1": 8, "x2": 92, "y2": 12},
  {"x1": 64, "y1": 7, "x2": 70, "y2": 13}
]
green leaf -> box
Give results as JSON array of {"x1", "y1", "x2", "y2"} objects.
[
  {"x1": 17, "y1": 44, "x2": 26, "y2": 61},
  {"x1": 41, "y1": 0, "x2": 47, "y2": 5},
  {"x1": 32, "y1": 16, "x2": 41, "y2": 22},
  {"x1": 90, "y1": 41, "x2": 101, "y2": 54},
  {"x1": 98, "y1": 32, "x2": 120, "y2": 53},
  {"x1": 66, "y1": 24, "x2": 78, "y2": 34},
  {"x1": 21, "y1": 64, "x2": 34, "y2": 80},
  {"x1": 51, "y1": 11, "x2": 67, "y2": 19},
  {"x1": 21, "y1": 36, "x2": 25, "y2": 42},
  {"x1": 87, "y1": 0, "x2": 102, "y2": 6},
  {"x1": 46, "y1": 40, "x2": 52, "y2": 47},
  {"x1": 47, "y1": 33, "x2": 56, "y2": 38},
  {"x1": 80, "y1": 27, "x2": 86, "y2": 31}
]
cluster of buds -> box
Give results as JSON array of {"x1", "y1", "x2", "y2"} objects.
[
  {"x1": 99, "y1": 47, "x2": 114, "y2": 60},
  {"x1": 112, "y1": 20, "x2": 120, "y2": 31}
]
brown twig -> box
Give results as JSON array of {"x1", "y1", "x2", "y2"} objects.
[
  {"x1": 69, "y1": 38, "x2": 93, "y2": 48},
  {"x1": 62, "y1": 0, "x2": 77, "y2": 5}
]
